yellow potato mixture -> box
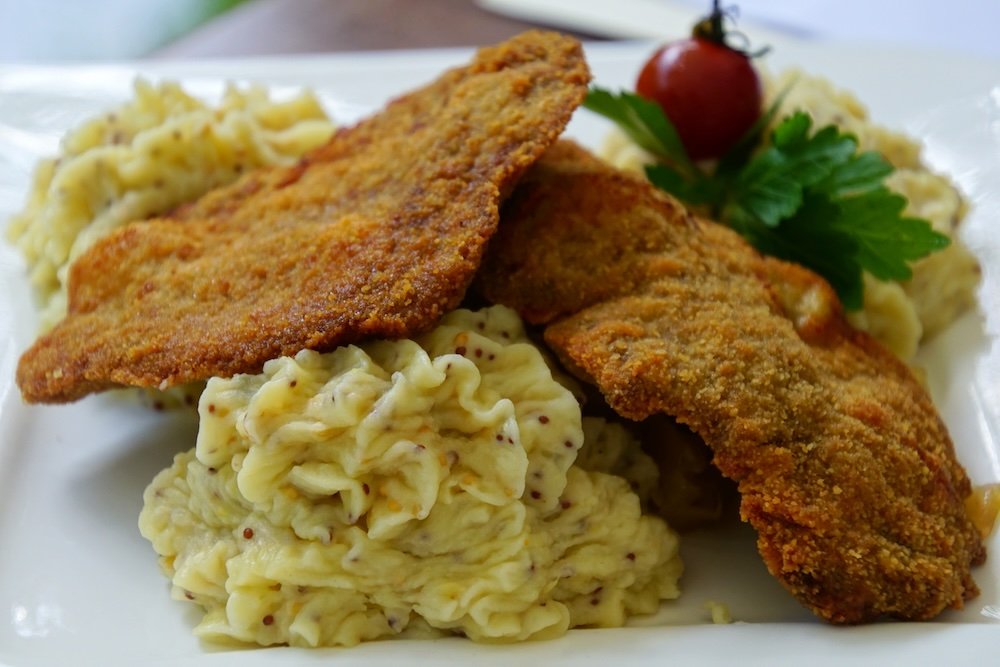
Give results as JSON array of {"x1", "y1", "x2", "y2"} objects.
[
  {"x1": 139, "y1": 306, "x2": 681, "y2": 647},
  {"x1": 7, "y1": 79, "x2": 334, "y2": 332}
]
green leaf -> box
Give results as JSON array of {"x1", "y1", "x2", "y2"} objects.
[
  {"x1": 817, "y1": 151, "x2": 893, "y2": 197},
  {"x1": 646, "y1": 164, "x2": 717, "y2": 206},
  {"x1": 834, "y1": 189, "x2": 950, "y2": 281},
  {"x1": 717, "y1": 112, "x2": 950, "y2": 309},
  {"x1": 754, "y1": 195, "x2": 866, "y2": 309},
  {"x1": 775, "y1": 122, "x2": 858, "y2": 185},
  {"x1": 732, "y1": 112, "x2": 859, "y2": 228},
  {"x1": 771, "y1": 111, "x2": 812, "y2": 148},
  {"x1": 583, "y1": 88, "x2": 695, "y2": 173},
  {"x1": 728, "y1": 157, "x2": 804, "y2": 227},
  {"x1": 715, "y1": 83, "x2": 794, "y2": 181}
]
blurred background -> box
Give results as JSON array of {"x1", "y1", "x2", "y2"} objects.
[{"x1": 1, "y1": 0, "x2": 999, "y2": 62}]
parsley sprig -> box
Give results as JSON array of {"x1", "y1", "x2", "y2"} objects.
[{"x1": 583, "y1": 88, "x2": 950, "y2": 310}]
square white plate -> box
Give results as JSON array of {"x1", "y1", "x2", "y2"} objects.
[{"x1": 1, "y1": 39, "x2": 999, "y2": 666}]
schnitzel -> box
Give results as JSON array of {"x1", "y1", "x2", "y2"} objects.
[
  {"x1": 480, "y1": 140, "x2": 984, "y2": 622},
  {"x1": 477, "y1": 140, "x2": 985, "y2": 623},
  {"x1": 16, "y1": 31, "x2": 589, "y2": 403}
]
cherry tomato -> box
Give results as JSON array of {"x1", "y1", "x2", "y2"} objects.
[{"x1": 636, "y1": 37, "x2": 762, "y2": 161}]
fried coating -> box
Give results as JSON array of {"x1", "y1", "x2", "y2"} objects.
[
  {"x1": 16, "y1": 31, "x2": 590, "y2": 404},
  {"x1": 478, "y1": 140, "x2": 985, "y2": 623}
]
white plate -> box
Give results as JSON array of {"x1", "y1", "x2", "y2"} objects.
[{"x1": 1, "y1": 40, "x2": 1000, "y2": 666}]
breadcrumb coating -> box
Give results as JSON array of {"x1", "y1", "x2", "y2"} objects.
[
  {"x1": 478, "y1": 141, "x2": 985, "y2": 623},
  {"x1": 16, "y1": 31, "x2": 590, "y2": 403}
]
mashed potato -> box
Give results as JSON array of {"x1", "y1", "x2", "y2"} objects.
[
  {"x1": 576, "y1": 416, "x2": 659, "y2": 506},
  {"x1": 6, "y1": 79, "x2": 334, "y2": 331},
  {"x1": 601, "y1": 70, "x2": 980, "y2": 361},
  {"x1": 139, "y1": 306, "x2": 681, "y2": 647}
]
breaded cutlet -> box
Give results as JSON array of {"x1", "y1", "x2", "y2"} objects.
[
  {"x1": 477, "y1": 140, "x2": 985, "y2": 623},
  {"x1": 16, "y1": 31, "x2": 590, "y2": 403}
]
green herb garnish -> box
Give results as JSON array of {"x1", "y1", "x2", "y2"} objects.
[{"x1": 583, "y1": 88, "x2": 950, "y2": 310}]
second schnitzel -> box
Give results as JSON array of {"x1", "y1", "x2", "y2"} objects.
[
  {"x1": 17, "y1": 31, "x2": 590, "y2": 404},
  {"x1": 477, "y1": 140, "x2": 985, "y2": 623}
]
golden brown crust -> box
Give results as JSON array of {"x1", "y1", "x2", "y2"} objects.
[
  {"x1": 16, "y1": 31, "x2": 590, "y2": 403},
  {"x1": 478, "y1": 140, "x2": 985, "y2": 623}
]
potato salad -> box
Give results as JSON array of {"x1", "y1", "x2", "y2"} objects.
[{"x1": 139, "y1": 306, "x2": 681, "y2": 647}]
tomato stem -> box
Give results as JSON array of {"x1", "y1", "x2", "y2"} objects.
[
  {"x1": 692, "y1": 0, "x2": 727, "y2": 44},
  {"x1": 691, "y1": 1, "x2": 769, "y2": 59}
]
